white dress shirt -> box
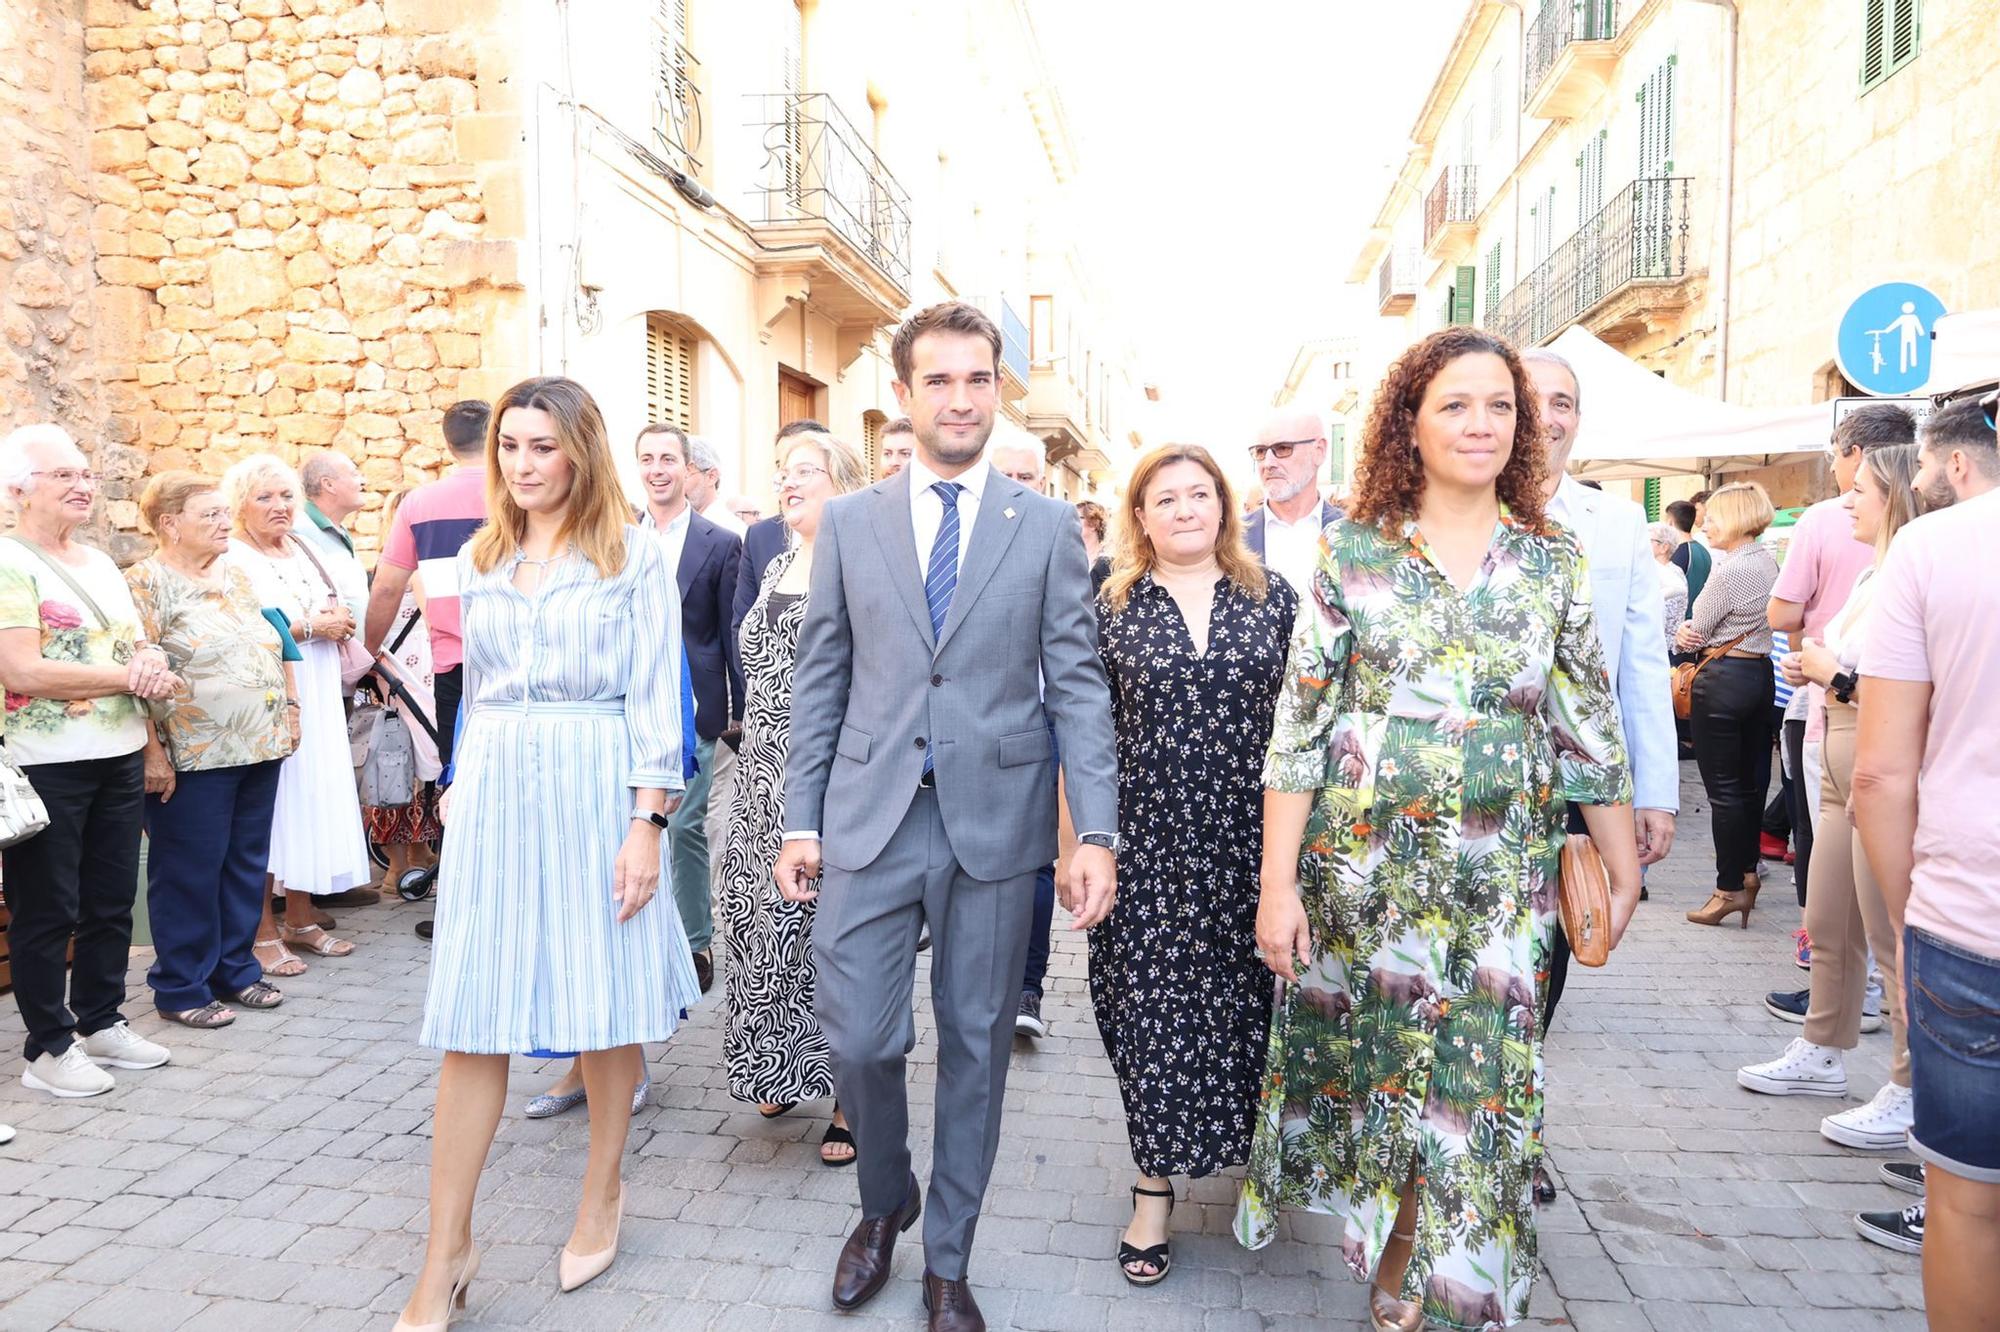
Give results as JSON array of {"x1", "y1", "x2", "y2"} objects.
[
  {"x1": 908, "y1": 456, "x2": 990, "y2": 576},
  {"x1": 699, "y1": 498, "x2": 747, "y2": 537},
  {"x1": 1260, "y1": 499, "x2": 1327, "y2": 599},
  {"x1": 639, "y1": 502, "x2": 693, "y2": 572}
]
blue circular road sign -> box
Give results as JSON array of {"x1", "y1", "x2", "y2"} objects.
[{"x1": 1836, "y1": 283, "x2": 1948, "y2": 396}]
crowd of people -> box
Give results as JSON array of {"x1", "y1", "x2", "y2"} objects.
[{"x1": 0, "y1": 298, "x2": 1991, "y2": 1332}]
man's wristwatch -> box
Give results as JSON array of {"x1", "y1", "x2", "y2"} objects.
[
  {"x1": 630, "y1": 808, "x2": 670, "y2": 830},
  {"x1": 1077, "y1": 832, "x2": 1120, "y2": 854},
  {"x1": 1830, "y1": 669, "x2": 1859, "y2": 704}
]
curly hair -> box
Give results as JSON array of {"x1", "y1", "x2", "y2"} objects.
[{"x1": 1346, "y1": 327, "x2": 1549, "y2": 533}]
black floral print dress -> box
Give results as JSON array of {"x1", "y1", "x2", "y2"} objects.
[{"x1": 1088, "y1": 570, "x2": 1300, "y2": 1178}]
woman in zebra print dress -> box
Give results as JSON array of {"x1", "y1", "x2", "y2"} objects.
[{"x1": 717, "y1": 432, "x2": 868, "y2": 1166}]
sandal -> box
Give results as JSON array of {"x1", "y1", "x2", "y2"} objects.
[
  {"x1": 1117, "y1": 1183, "x2": 1175, "y2": 1286},
  {"x1": 820, "y1": 1110, "x2": 856, "y2": 1168},
  {"x1": 253, "y1": 939, "x2": 307, "y2": 978},
  {"x1": 1368, "y1": 1232, "x2": 1423, "y2": 1331},
  {"x1": 158, "y1": 1001, "x2": 236, "y2": 1029},
  {"x1": 222, "y1": 981, "x2": 283, "y2": 1010},
  {"x1": 280, "y1": 924, "x2": 355, "y2": 957}
]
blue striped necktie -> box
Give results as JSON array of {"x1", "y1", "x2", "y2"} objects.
[{"x1": 922, "y1": 481, "x2": 962, "y2": 774}]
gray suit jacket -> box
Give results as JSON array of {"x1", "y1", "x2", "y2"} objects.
[{"x1": 785, "y1": 467, "x2": 1118, "y2": 881}]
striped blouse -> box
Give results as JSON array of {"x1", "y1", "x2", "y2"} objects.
[
  {"x1": 1687, "y1": 541, "x2": 1779, "y2": 655},
  {"x1": 457, "y1": 526, "x2": 685, "y2": 792}
]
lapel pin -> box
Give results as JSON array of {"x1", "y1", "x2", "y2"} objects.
[{"x1": 1003, "y1": 507, "x2": 1017, "y2": 520}]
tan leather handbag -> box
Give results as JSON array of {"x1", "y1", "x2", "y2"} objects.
[
  {"x1": 1671, "y1": 632, "x2": 1749, "y2": 720},
  {"x1": 1558, "y1": 833, "x2": 1613, "y2": 968}
]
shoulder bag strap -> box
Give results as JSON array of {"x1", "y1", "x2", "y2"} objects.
[
  {"x1": 287, "y1": 532, "x2": 342, "y2": 600},
  {"x1": 385, "y1": 604, "x2": 422, "y2": 657},
  {"x1": 3, "y1": 535, "x2": 115, "y2": 632}
]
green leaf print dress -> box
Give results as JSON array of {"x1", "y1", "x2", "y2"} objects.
[{"x1": 1233, "y1": 510, "x2": 1630, "y2": 1332}]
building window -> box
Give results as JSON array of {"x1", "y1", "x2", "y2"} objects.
[
  {"x1": 1444, "y1": 264, "x2": 1476, "y2": 327},
  {"x1": 1635, "y1": 56, "x2": 1676, "y2": 179},
  {"x1": 1030, "y1": 295, "x2": 1054, "y2": 364},
  {"x1": 645, "y1": 314, "x2": 697, "y2": 431},
  {"x1": 1483, "y1": 241, "x2": 1502, "y2": 320},
  {"x1": 1328, "y1": 423, "x2": 1348, "y2": 483},
  {"x1": 861, "y1": 410, "x2": 885, "y2": 477},
  {"x1": 1861, "y1": 0, "x2": 1920, "y2": 92}
]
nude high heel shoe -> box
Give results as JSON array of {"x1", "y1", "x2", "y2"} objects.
[
  {"x1": 1687, "y1": 888, "x2": 1754, "y2": 928},
  {"x1": 1368, "y1": 1231, "x2": 1423, "y2": 1332},
  {"x1": 558, "y1": 1187, "x2": 624, "y2": 1292},
  {"x1": 392, "y1": 1245, "x2": 479, "y2": 1332}
]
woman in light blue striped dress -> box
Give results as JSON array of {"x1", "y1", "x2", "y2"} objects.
[{"x1": 399, "y1": 378, "x2": 700, "y2": 1332}]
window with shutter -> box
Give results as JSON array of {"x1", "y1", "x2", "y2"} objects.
[
  {"x1": 780, "y1": 2, "x2": 805, "y2": 209},
  {"x1": 1861, "y1": 0, "x2": 1922, "y2": 91},
  {"x1": 1636, "y1": 59, "x2": 1675, "y2": 179},
  {"x1": 1484, "y1": 241, "x2": 1502, "y2": 318},
  {"x1": 1328, "y1": 423, "x2": 1347, "y2": 483},
  {"x1": 1577, "y1": 129, "x2": 1606, "y2": 224},
  {"x1": 653, "y1": 0, "x2": 700, "y2": 174},
  {"x1": 645, "y1": 314, "x2": 697, "y2": 432},
  {"x1": 861, "y1": 412, "x2": 883, "y2": 478},
  {"x1": 1452, "y1": 265, "x2": 1477, "y2": 326},
  {"x1": 1488, "y1": 59, "x2": 1505, "y2": 143}
]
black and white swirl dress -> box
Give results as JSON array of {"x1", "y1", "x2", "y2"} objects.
[{"x1": 718, "y1": 550, "x2": 831, "y2": 1105}]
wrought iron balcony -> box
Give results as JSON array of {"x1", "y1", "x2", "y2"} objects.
[
  {"x1": 1377, "y1": 246, "x2": 1417, "y2": 314},
  {"x1": 747, "y1": 92, "x2": 913, "y2": 295},
  {"x1": 654, "y1": 36, "x2": 703, "y2": 175},
  {"x1": 1486, "y1": 176, "x2": 1691, "y2": 348},
  {"x1": 1423, "y1": 165, "x2": 1479, "y2": 261},
  {"x1": 1523, "y1": 0, "x2": 1622, "y2": 119}
]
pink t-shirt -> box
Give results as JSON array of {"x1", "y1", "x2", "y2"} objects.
[
  {"x1": 1859, "y1": 486, "x2": 2000, "y2": 961},
  {"x1": 1772, "y1": 495, "x2": 1875, "y2": 742},
  {"x1": 379, "y1": 468, "x2": 487, "y2": 672}
]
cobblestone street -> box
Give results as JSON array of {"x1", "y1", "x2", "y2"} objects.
[{"x1": 0, "y1": 766, "x2": 1926, "y2": 1331}]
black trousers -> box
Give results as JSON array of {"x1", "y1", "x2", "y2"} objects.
[
  {"x1": 433, "y1": 664, "x2": 464, "y2": 770},
  {"x1": 1543, "y1": 803, "x2": 1590, "y2": 1032},
  {"x1": 2, "y1": 750, "x2": 145, "y2": 1061},
  {"x1": 1761, "y1": 707, "x2": 1792, "y2": 840},
  {"x1": 1690, "y1": 656, "x2": 1774, "y2": 892},
  {"x1": 1783, "y1": 717, "x2": 1815, "y2": 909}
]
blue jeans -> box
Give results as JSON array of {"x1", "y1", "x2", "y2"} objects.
[
  {"x1": 1905, "y1": 926, "x2": 2000, "y2": 1182},
  {"x1": 1021, "y1": 863, "x2": 1055, "y2": 998},
  {"x1": 144, "y1": 760, "x2": 282, "y2": 1012}
]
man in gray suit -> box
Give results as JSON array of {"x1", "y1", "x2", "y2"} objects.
[{"x1": 777, "y1": 302, "x2": 1118, "y2": 1332}]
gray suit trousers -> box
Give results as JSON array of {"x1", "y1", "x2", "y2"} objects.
[{"x1": 811, "y1": 787, "x2": 1036, "y2": 1281}]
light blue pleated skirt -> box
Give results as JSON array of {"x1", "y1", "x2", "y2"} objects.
[{"x1": 420, "y1": 700, "x2": 702, "y2": 1054}]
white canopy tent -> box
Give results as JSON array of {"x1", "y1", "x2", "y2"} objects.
[{"x1": 1558, "y1": 313, "x2": 1999, "y2": 483}]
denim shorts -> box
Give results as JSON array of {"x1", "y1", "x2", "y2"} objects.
[{"x1": 1905, "y1": 926, "x2": 2000, "y2": 1182}]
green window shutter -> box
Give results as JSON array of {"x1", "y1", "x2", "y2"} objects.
[
  {"x1": 1484, "y1": 242, "x2": 1502, "y2": 318},
  {"x1": 1328, "y1": 423, "x2": 1347, "y2": 482},
  {"x1": 1452, "y1": 265, "x2": 1477, "y2": 326},
  {"x1": 1890, "y1": 0, "x2": 1920, "y2": 67},
  {"x1": 1661, "y1": 54, "x2": 1677, "y2": 174},
  {"x1": 1861, "y1": 0, "x2": 1888, "y2": 87},
  {"x1": 1644, "y1": 477, "x2": 1662, "y2": 522}
]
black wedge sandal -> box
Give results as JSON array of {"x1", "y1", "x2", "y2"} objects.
[{"x1": 1117, "y1": 1183, "x2": 1175, "y2": 1286}]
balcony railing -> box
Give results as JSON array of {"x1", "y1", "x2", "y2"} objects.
[
  {"x1": 1424, "y1": 165, "x2": 1479, "y2": 251},
  {"x1": 1486, "y1": 176, "x2": 1691, "y2": 347},
  {"x1": 1524, "y1": 0, "x2": 1620, "y2": 107},
  {"x1": 748, "y1": 92, "x2": 912, "y2": 290},
  {"x1": 654, "y1": 38, "x2": 703, "y2": 175},
  {"x1": 1377, "y1": 246, "x2": 1417, "y2": 313},
  {"x1": 1001, "y1": 298, "x2": 1030, "y2": 385}
]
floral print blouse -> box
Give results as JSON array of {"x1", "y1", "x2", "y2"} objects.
[
  {"x1": 126, "y1": 559, "x2": 293, "y2": 772},
  {"x1": 0, "y1": 538, "x2": 148, "y2": 765}
]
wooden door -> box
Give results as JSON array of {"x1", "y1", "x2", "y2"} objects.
[{"x1": 778, "y1": 369, "x2": 816, "y2": 429}]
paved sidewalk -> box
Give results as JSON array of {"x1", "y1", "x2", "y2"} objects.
[{"x1": 0, "y1": 765, "x2": 1925, "y2": 1330}]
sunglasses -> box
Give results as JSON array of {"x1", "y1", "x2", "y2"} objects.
[{"x1": 1249, "y1": 438, "x2": 1318, "y2": 462}]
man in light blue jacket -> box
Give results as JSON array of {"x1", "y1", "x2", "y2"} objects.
[{"x1": 1526, "y1": 350, "x2": 1682, "y2": 1197}]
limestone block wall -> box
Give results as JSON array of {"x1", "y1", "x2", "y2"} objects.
[{"x1": 79, "y1": 0, "x2": 530, "y2": 557}]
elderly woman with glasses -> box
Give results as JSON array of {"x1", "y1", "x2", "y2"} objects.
[
  {"x1": 0, "y1": 424, "x2": 180, "y2": 1100},
  {"x1": 127, "y1": 472, "x2": 302, "y2": 1028},
  {"x1": 223, "y1": 453, "x2": 373, "y2": 975},
  {"x1": 1647, "y1": 521, "x2": 1691, "y2": 653}
]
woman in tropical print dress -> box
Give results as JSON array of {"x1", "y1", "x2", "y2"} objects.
[
  {"x1": 717, "y1": 432, "x2": 868, "y2": 1165},
  {"x1": 1239, "y1": 328, "x2": 1641, "y2": 1332},
  {"x1": 1086, "y1": 444, "x2": 1298, "y2": 1286}
]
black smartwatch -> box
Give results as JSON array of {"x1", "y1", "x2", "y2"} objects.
[
  {"x1": 1830, "y1": 669, "x2": 1859, "y2": 704},
  {"x1": 630, "y1": 807, "x2": 670, "y2": 830}
]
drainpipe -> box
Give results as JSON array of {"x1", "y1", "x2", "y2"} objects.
[
  {"x1": 1495, "y1": 0, "x2": 1525, "y2": 308},
  {"x1": 1686, "y1": 0, "x2": 1738, "y2": 401}
]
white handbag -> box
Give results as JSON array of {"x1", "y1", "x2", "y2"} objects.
[{"x1": 0, "y1": 744, "x2": 50, "y2": 848}]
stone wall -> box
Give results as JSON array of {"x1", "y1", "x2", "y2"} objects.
[
  {"x1": 2, "y1": 2, "x2": 138, "y2": 548},
  {"x1": 77, "y1": 0, "x2": 527, "y2": 557}
]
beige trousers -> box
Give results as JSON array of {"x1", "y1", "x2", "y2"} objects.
[{"x1": 1801, "y1": 699, "x2": 1910, "y2": 1085}]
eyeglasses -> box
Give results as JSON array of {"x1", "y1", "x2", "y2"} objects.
[
  {"x1": 773, "y1": 464, "x2": 828, "y2": 489},
  {"x1": 1248, "y1": 439, "x2": 1317, "y2": 462},
  {"x1": 32, "y1": 469, "x2": 99, "y2": 488}
]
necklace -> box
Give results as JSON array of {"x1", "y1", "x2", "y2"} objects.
[{"x1": 517, "y1": 544, "x2": 572, "y2": 567}]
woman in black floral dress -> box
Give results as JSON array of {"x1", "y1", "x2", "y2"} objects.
[{"x1": 1083, "y1": 444, "x2": 1299, "y2": 1286}]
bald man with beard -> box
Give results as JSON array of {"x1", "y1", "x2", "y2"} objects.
[{"x1": 1244, "y1": 406, "x2": 1340, "y2": 598}]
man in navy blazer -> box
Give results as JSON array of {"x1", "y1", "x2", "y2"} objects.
[
  {"x1": 637, "y1": 425, "x2": 745, "y2": 991},
  {"x1": 1243, "y1": 405, "x2": 1341, "y2": 598}
]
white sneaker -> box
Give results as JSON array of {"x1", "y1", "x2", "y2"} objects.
[
  {"x1": 1738, "y1": 1038, "x2": 1848, "y2": 1097},
  {"x1": 1822, "y1": 1082, "x2": 1915, "y2": 1150},
  {"x1": 22, "y1": 1043, "x2": 115, "y2": 1098},
  {"x1": 81, "y1": 1022, "x2": 170, "y2": 1070},
  {"x1": 0, "y1": 1123, "x2": 14, "y2": 1145}
]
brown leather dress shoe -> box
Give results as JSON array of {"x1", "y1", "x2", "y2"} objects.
[
  {"x1": 831, "y1": 1174, "x2": 920, "y2": 1310},
  {"x1": 922, "y1": 1271, "x2": 984, "y2": 1332}
]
